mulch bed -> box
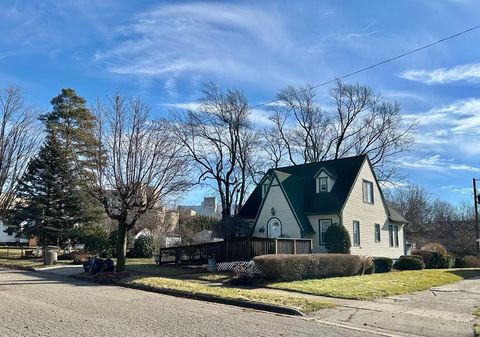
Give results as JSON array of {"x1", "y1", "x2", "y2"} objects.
[{"x1": 75, "y1": 271, "x2": 135, "y2": 284}]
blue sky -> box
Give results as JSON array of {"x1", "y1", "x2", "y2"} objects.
[{"x1": 1, "y1": 0, "x2": 479, "y2": 206}]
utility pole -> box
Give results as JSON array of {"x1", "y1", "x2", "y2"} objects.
[{"x1": 473, "y1": 178, "x2": 480, "y2": 256}]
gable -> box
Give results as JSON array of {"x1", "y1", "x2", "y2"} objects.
[{"x1": 252, "y1": 173, "x2": 303, "y2": 237}]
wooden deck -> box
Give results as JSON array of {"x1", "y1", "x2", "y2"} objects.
[{"x1": 159, "y1": 237, "x2": 312, "y2": 264}]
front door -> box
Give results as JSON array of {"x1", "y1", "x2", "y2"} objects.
[{"x1": 268, "y1": 218, "x2": 282, "y2": 238}]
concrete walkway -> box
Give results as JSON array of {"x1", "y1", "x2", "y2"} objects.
[{"x1": 34, "y1": 264, "x2": 83, "y2": 277}]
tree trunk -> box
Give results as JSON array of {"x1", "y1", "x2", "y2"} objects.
[{"x1": 116, "y1": 220, "x2": 128, "y2": 272}]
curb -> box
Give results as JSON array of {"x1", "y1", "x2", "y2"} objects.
[{"x1": 70, "y1": 274, "x2": 304, "y2": 316}]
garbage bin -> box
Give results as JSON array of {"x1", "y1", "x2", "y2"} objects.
[{"x1": 44, "y1": 246, "x2": 59, "y2": 265}]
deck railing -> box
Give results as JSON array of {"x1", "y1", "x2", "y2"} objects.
[{"x1": 158, "y1": 237, "x2": 312, "y2": 264}]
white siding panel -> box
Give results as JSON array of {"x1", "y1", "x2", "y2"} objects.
[
  {"x1": 252, "y1": 176, "x2": 302, "y2": 238},
  {"x1": 307, "y1": 214, "x2": 340, "y2": 253},
  {"x1": 342, "y1": 160, "x2": 405, "y2": 259}
]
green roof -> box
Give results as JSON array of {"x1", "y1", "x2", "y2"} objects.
[{"x1": 238, "y1": 155, "x2": 368, "y2": 233}]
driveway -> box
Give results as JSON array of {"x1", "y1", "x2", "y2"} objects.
[
  {"x1": 0, "y1": 268, "x2": 387, "y2": 337},
  {"x1": 313, "y1": 276, "x2": 480, "y2": 337}
]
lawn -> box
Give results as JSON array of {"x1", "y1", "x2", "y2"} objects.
[
  {"x1": 267, "y1": 269, "x2": 480, "y2": 300},
  {"x1": 0, "y1": 257, "x2": 72, "y2": 269},
  {"x1": 124, "y1": 259, "x2": 231, "y2": 282},
  {"x1": 122, "y1": 276, "x2": 334, "y2": 314}
]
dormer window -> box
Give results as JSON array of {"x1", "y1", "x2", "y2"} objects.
[
  {"x1": 315, "y1": 167, "x2": 336, "y2": 193},
  {"x1": 319, "y1": 177, "x2": 328, "y2": 192}
]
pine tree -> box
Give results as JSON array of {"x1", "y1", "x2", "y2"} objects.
[
  {"x1": 12, "y1": 133, "x2": 84, "y2": 246},
  {"x1": 41, "y1": 88, "x2": 103, "y2": 224}
]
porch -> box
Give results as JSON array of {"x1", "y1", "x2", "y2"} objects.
[{"x1": 158, "y1": 237, "x2": 312, "y2": 264}]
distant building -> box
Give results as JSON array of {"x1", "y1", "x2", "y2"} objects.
[{"x1": 178, "y1": 197, "x2": 222, "y2": 219}]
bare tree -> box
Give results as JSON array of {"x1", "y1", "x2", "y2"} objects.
[
  {"x1": 266, "y1": 81, "x2": 416, "y2": 182},
  {"x1": 0, "y1": 87, "x2": 39, "y2": 215},
  {"x1": 172, "y1": 83, "x2": 258, "y2": 219},
  {"x1": 89, "y1": 94, "x2": 191, "y2": 272}
]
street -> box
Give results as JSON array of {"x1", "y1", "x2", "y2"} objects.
[{"x1": 0, "y1": 268, "x2": 385, "y2": 337}]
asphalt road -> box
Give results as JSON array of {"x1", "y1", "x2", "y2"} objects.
[{"x1": 0, "y1": 268, "x2": 385, "y2": 337}]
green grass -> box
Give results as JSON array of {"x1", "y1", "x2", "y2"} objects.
[
  {"x1": 122, "y1": 276, "x2": 334, "y2": 314},
  {"x1": 0, "y1": 257, "x2": 72, "y2": 269},
  {"x1": 124, "y1": 261, "x2": 231, "y2": 282},
  {"x1": 268, "y1": 269, "x2": 480, "y2": 300}
]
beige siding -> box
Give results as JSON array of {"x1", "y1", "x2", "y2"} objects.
[
  {"x1": 252, "y1": 174, "x2": 302, "y2": 238},
  {"x1": 341, "y1": 159, "x2": 405, "y2": 259},
  {"x1": 307, "y1": 214, "x2": 340, "y2": 253}
]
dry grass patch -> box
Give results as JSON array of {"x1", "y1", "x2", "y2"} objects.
[
  {"x1": 268, "y1": 269, "x2": 480, "y2": 300},
  {"x1": 122, "y1": 276, "x2": 334, "y2": 313}
]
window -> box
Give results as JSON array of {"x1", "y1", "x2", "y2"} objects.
[
  {"x1": 389, "y1": 225, "x2": 399, "y2": 247},
  {"x1": 319, "y1": 177, "x2": 328, "y2": 192},
  {"x1": 316, "y1": 177, "x2": 329, "y2": 193},
  {"x1": 374, "y1": 223, "x2": 381, "y2": 242},
  {"x1": 319, "y1": 219, "x2": 332, "y2": 245},
  {"x1": 352, "y1": 220, "x2": 360, "y2": 246},
  {"x1": 362, "y1": 180, "x2": 374, "y2": 204}
]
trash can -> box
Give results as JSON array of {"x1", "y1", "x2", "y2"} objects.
[{"x1": 44, "y1": 246, "x2": 59, "y2": 265}]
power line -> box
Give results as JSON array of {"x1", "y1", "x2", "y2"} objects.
[{"x1": 252, "y1": 24, "x2": 480, "y2": 109}]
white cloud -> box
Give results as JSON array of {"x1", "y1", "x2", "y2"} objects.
[
  {"x1": 399, "y1": 63, "x2": 480, "y2": 84},
  {"x1": 95, "y1": 2, "x2": 294, "y2": 86},
  {"x1": 161, "y1": 102, "x2": 201, "y2": 111},
  {"x1": 401, "y1": 155, "x2": 480, "y2": 172}
]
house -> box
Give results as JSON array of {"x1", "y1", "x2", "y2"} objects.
[
  {"x1": 0, "y1": 220, "x2": 29, "y2": 246},
  {"x1": 238, "y1": 155, "x2": 408, "y2": 259}
]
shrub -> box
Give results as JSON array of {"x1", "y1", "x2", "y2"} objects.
[
  {"x1": 361, "y1": 256, "x2": 375, "y2": 274},
  {"x1": 455, "y1": 257, "x2": 467, "y2": 268},
  {"x1": 373, "y1": 257, "x2": 393, "y2": 273},
  {"x1": 253, "y1": 253, "x2": 363, "y2": 281},
  {"x1": 129, "y1": 234, "x2": 154, "y2": 258},
  {"x1": 413, "y1": 250, "x2": 448, "y2": 269},
  {"x1": 464, "y1": 255, "x2": 480, "y2": 268},
  {"x1": 446, "y1": 255, "x2": 456, "y2": 268},
  {"x1": 394, "y1": 255, "x2": 425, "y2": 270},
  {"x1": 420, "y1": 242, "x2": 448, "y2": 255},
  {"x1": 71, "y1": 225, "x2": 111, "y2": 256},
  {"x1": 325, "y1": 224, "x2": 351, "y2": 254},
  {"x1": 108, "y1": 230, "x2": 134, "y2": 257}
]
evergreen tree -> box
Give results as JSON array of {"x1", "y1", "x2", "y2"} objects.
[
  {"x1": 41, "y1": 88, "x2": 103, "y2": 224},
  {"x1": 12, "y1": 133, "x2": 84, "y2": 246}
]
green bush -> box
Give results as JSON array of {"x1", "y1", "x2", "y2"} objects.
[
  {"x1": 413, "y1": 250, "x2": 448, "y2": 269},
  {"x1": 373, "y1": 257, "x2": 393, "y2": 273},
  {"x1": 108, "y1": 230, "x2": 134, "y2": 258},
  {"x1": 455, "y1": 257, "x2": 467, "y2": 268},
  {"x1": 71, "y1": 225, "x2": 110, "y2": 256},
  {"x1": 325, "y1": 224, "x2": 351, "y2": 254},
  {"x1": 464, "y1": 255, "x2": 480, "y2": 268},
  {"x1": 394, "y1": 255, "x2": 425, "y2": 270},
  {"x1": 446, "y1": 255, "x2": 456, "y2": 268},
  {"x1": 130, "y1": 234, "x2": 154, "y2": 258},
  {"x1": 253, "y1": 253, "x2": 363, "y2": 281}
]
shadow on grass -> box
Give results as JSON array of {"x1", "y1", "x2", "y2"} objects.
[{"x1": 446, "y1": 268, "x2": 480, "y2": 279}]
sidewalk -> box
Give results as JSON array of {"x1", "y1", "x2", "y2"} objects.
[{"x1": 34, "y1": 264, "x2": 84, "y2": 277}]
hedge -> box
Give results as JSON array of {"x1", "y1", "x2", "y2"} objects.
[
  {"x1": 394, "y1": 255, "x2": 425, "y2": 270},
  {"x1": 412, "y1": 250, "x2": 448, "y2": 269},
  {"x1": 464, "y1": 255, "x2": 480, "y2": 268},
  {"x1": 373, "y1": 257, "x2": 393, "y2": 273},
  {"x1": 253, "y1": 254, "x2": 363, "y2": 281}
]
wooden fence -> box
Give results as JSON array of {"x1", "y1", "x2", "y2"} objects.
[{"x1": 159, "y1": 237, "x2": 312, "y2": 264}]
